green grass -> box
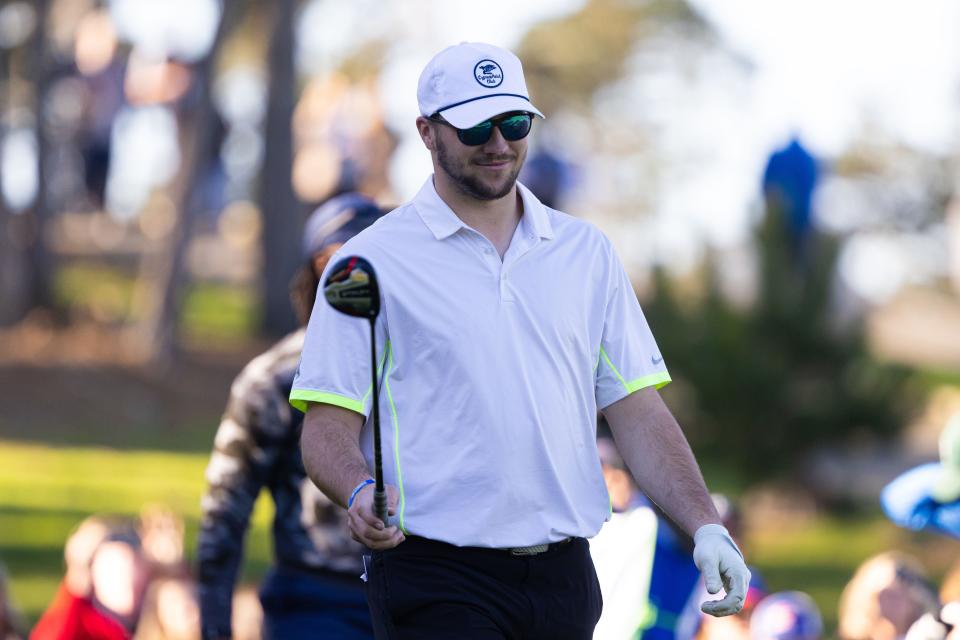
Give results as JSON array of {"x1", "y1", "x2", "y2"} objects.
[{"x1": 0, "y1": 440, "x2": 272, "y2": 626}]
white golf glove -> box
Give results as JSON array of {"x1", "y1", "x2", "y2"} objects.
[{"x1": 693, "y1": 523, "x2": 751, "y2": 617}]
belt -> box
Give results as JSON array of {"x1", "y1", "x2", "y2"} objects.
[
  {"x1": 393, "y1": 535, "x2": 577, "y2": 557},
  {"x1": 505, "y1": 537, "x2": 574, "y2": 556}
]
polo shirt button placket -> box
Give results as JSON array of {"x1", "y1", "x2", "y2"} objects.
[{"x1": 500, "y1": 268, "x2": 514, "y2": 302}]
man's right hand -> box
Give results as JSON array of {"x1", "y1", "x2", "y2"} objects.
[{"x1": 348, "y1": 483, "x2": 405, "y2": 549}]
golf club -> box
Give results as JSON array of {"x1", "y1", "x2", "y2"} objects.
[{"x1": 323, "y1": 255, "x2": 388, "y2": 524}]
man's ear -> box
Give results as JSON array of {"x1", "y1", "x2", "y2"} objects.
[{"x1": 416, "y1": 116, "x2": 436, "y2": 151}]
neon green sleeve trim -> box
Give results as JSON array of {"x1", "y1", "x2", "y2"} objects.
[
  {"x1": 626, "y1": 371, "x2": 672, "y2": 392},
  {"x1": 289, "y1": 390, "x2": 365, "y2": 415},
  {"x1": 599, "y1": 347, "x2": 671, "y2": 392}
]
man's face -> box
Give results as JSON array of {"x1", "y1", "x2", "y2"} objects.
[{"x1": 427, "y1": 113, "x2": 528, "y2": 201}]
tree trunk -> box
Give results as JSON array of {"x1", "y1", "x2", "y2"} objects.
[
  {"x1": 0, "y1": 0, "x2": 53, "y2": 326},
  {"x1": 130, "y1": 4, "x2": 242, "y2": 368},
  {"x1": 258, "y1": 0, "x2": 300, "y2": 338},
  {"x1": 26, "y1": 0, "x2": 53, "y2": 314}
]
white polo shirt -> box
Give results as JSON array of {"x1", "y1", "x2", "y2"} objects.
[{"x1": 290, "y1": 177, "x2": 670, "y2": 548}]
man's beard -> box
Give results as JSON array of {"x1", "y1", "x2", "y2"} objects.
[{"x1": 436, "y1": 135, "x2": 524, "y2": 201}]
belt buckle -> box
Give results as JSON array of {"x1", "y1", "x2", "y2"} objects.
[{"x1": 509, "y1": 543, "x2": 550, "y2": 556}]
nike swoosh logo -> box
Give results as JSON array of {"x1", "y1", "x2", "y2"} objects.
[{"x1": 651, "y1": 355, "x2": 663, "y2": 365}]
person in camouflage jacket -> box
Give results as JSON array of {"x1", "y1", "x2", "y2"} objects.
[{"x1": 197, "y1": 194, "x2": 384, "y2": 640}]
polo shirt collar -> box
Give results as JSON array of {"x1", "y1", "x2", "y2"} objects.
[{"x1": 413, "y1": 176, "x2": 555, "y2": 241}]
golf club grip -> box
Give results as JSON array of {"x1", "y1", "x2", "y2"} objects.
[{"x1": 373, "y1": 488, "x2": 388, "y2": 523}]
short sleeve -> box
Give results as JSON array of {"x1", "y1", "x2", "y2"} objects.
[
  {"x1": 595, "y1": 245, "x2": 670, "y2": 410},
  {"x1": 289, "y1": 252, "x2": 389, "y2": 416}
]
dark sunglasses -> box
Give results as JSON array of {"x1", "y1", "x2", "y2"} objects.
[{"x1": 429, "y1": 112, "x2": 533, "y2": 146}]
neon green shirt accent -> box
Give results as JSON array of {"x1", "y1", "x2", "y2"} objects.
[
  {"x1": 382, "y1": 340, "x2": 408, "y2": 534},
  {"x1": 626, "y1": 371, "x2": 672, "y2": 392},
  {"x1": 289, "y1": 390, "x2": 364, "y2": 414},
  {"x1": 361, "y1": 345, "x2": 390, "y2": 407},
  {"x1": 599, "y1": 347, "x2": 671, "y2": 393},
  {"x1": 290, "y1": 341, "x2": 390, "y2": 414}
]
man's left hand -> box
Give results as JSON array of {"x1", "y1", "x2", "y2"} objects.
[{"x1": 693, "y1": 523, "x2": 751, "y2": 617}]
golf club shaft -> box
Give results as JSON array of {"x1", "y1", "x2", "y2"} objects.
[{"x1": 370, "y1": 318, "x2": 388, "y2": 523}]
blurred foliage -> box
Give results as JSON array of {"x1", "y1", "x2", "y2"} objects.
[
  {"x1": 517, "y1": 0, "x2": 710, "y2": 114},
  {"x1": 647, "y1": 204, "x2": 919, "y2": 480},
  {"x1": 180, "y1": 281, "x2": 260, "y2": 347},
  {"x1": 53, "y1": 264, "x2": 258, "y2": 346},
  {"x1": 0, "y1": 440, "x2": 273, "y2": 625}
]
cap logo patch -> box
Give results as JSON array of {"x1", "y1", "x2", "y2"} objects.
[{"x1": 474, "y1": 59, "x2": 503, "y2": 88}]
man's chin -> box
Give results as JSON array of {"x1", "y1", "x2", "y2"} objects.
[
  {"x1": 468, "y1": 179, "x2": 516, "y2": 201},
  {"x1": 465, "y1": 169, "x2": 519, "y2": 200}
]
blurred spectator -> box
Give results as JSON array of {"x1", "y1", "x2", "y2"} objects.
[
  {"x1": 0, "y1": 563, "x2": 25, "y2": 640},
  {"x1": 762, "y1": 135, "x2": 819, "y2": 261},
  {"x1": 134, "y1": 577, "x2": 200, "y2": 640},
  {"x1": 696, "y1": 580, "x2": 767, "y2": 640},
  {"x1": 906, "y1": 564, "x2": 960, "y2": 640},
  {"x1": 229, "y1": 589, "x2": 262, "y2": 640},
  {"x1": 139, "y1": 504, "x2": 187, "y2": 574},
  {"x1": 590, "y1": 434, "x2": 764, "y2": 639},
  {"x1": 838, "y1": 552, "x2": 940, "y2": 640},
  {"x1": 590, "y1": 437, "x2": 658, "y2": 639},
  {"x1": 31, "y1": 516, "x2": 148, "y2": 640},
  {"x1": 74, "y1": 8, "x2": 125, "y2": 210},
  {"x1": 197, "y1": 193, "x2": 384, "y2": 640},
  {"x1": 749, "y1": 591, "x2": 823, "y2": 640},
  {"x1": 519, "y1": 147, "x2": 575, "y2": 210},
  {"x1": 939, "y1": 560, "x2": 960, "y2": 604},
  {"x1": 882, "y1": 414, "x2": 960, "y2": 539}
]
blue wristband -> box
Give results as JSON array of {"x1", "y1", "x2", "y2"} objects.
[{"x1": 348, "y1": 479, "x2": 375, "y2": 508}]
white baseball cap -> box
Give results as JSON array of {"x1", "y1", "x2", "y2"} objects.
[{"x1": 417, "y1": 42, "x2": 544, "y2": 129}]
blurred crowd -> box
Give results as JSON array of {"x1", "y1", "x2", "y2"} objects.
[
  {"x1": 3, "y1": 415, "x2": 960, "y2": 639},
  {"x1": 0, "y1": 506, "x2": 260, "y2": 640},
  {"x1": 591, "y1": 422, "x2": 960, "y2": 640}
]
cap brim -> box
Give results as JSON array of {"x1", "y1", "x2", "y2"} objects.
[{"x1": 439, "y1": 95, "x2": 544, "y2": 129}]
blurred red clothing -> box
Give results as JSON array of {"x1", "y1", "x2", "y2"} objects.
[{"x1": 30, "y1": 583, "x2": 129, "y2": 640}]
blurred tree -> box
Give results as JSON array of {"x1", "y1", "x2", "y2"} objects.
[
  {"x1": 644, "y1": 196, "x2": 918, "y2": 482},
  {"x1": 259, "y1": 0, "x2": 301, "y2": 338},
  {"x1": 131, "y1": 1, "x2": 246, "y2": 367},
  {"x1": 26, "y1": 0, "x2": 54, "y2": 316},
  {"x1": 517, "y1": 0, "x2": 710, "y2": 115},
  {"x1": 0, "y1": 0, "x2": 54, "y2": 326}
]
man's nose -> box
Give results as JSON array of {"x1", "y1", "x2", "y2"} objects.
[{"x1": 481, "y1": 126, "x2": 510, "y2": 153}]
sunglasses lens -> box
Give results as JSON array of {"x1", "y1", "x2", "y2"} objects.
[
  {"x1": 458, "y1": 122, "x2": 493, "y2": 146},
  {"x1": 453, "y1": 113, "x2": 533, "y2": 145},
  {"x1": 499, "y1": 114, "x2": 532, "y2": 141}
]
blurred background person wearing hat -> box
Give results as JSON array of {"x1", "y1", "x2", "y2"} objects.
[
  {"x1": 748, "y1": 591, "x2": 823, "y2": 640},
  {"x1": 882, "y1": 414, "x2": 960, "y2": 539},
  {"x1": 196, "y1": 193, "x2": 385, "y2": 640},
  {"x1": 837, "y1": 551, "x2": 940, "y2": 640},
  {"x1": 592, "y1": 427, "x2": 766, "y2": 639}
]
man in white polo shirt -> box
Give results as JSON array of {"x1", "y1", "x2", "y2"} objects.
[{"x1": 292, "y1": 42, "x2": 750, "y2": 639}]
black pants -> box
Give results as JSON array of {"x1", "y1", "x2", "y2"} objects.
[{"x1": 365, "y1": 536, "x2": 602, "y2": 639}]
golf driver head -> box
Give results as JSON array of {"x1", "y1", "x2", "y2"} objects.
[{"x1": 323, "y1": 255, "x2": 380, "y2": 319}]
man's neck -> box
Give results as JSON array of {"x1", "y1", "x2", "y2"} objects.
[{"x1": 433, "y1": 175, "x2": 523, "y2": 256}]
